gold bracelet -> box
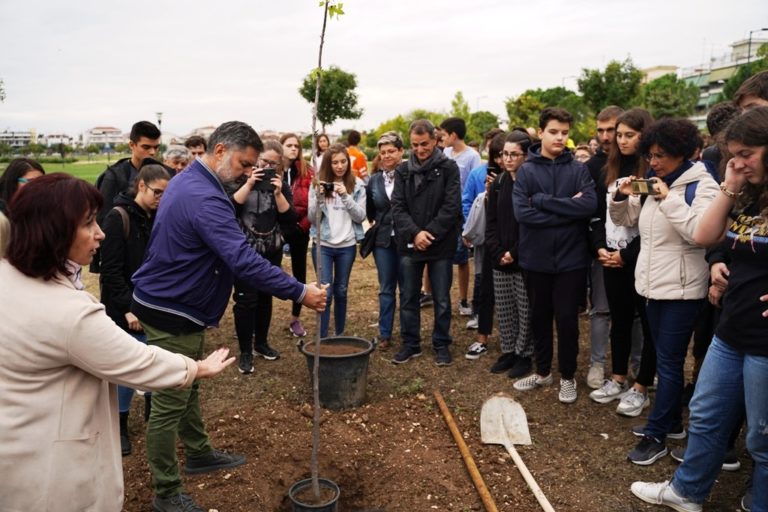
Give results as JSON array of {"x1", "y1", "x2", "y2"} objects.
[{"x1": 719, "y1": 182, "x2": 742, "y2": 199}]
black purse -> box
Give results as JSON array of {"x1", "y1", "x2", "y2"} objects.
[{"x1": 359, "y1": 224, "x2": 378, "y2": 258}]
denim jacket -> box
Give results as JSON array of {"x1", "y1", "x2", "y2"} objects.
[{"x1": 308, "y1": 177, "x2": 367, "y2": 242}]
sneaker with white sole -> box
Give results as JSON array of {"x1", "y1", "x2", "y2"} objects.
[
  {"x1": 589, "y1": 379, "x2": 628, "y2": 403},
  {"x1": 616, "y1": 388, "x2": 650, "y2": 417},
  {"x1": 587, "y1": 362, "x2": 604, "y2": 389},
  {"x1": 632, "y1": 423, "x2": 686, "y2": 440},
  {"x1": 466, "y1": 315, "x2": 479, "y2": 329},
  {"x1": 628, "y1": 435, "x2": 668, "y2": 466},
  {"x1": 670, "y1": 446, "x2": 741, "y2": 471},
  {"x1": 238, "y1": 353, "x2": 254, "y2": 375},
  {"x1": 254, "y1": 344, "x2": 280, "y2": 361},
  {"x1": 288, "y1": 319, "x2": 306, "y2": 337},
  {"x1": 465, "y1": 342, "x2": 487, "y2": 360},
  {"x1": 630, "y1": 481, "x2": 702, "y2": 512},
  {"x1": 559, "y1": 378, "x2": 578, "y2": 403},
  {"x1": 458, "y1": 301, "x2": 473, "y2": 316},
  {"x1": 513, "y1": 373, "x2": 553, "y2": 391}
]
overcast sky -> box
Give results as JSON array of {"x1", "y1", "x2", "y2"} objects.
[{"x1": 1, "y1": 0, "x2": 767, "y2": 137}]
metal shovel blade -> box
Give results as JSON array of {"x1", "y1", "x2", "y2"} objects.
[{"x1": 480, "y1": 393, "x2": 532, "y2": 447}]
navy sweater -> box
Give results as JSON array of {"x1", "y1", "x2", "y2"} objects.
[
  {"x1": 512, "y1": 144, "x2": 597, "y2": 273},
  {"x1": 132, "y1": 159, "x2": 305, "y2": 327}
]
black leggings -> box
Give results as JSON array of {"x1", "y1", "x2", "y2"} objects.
[
  {"x1": 525, "y1": 268, "x2": 587, "y2": 380},
  {"x1": 287, "y1": 230, "x2": 310, "y2": 317},
  {"x1": 603, "y1": 264, "x2": 655, "y2": 385},
  {"x1": 233, "y1": 251, "x2": 282, "y2": 352}
]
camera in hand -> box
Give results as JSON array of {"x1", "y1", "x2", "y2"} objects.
[
  {"x1": 255, "y1": 168, "x2": 276, "y2": 191},
  {"x1": 321, "y1": 182, "x2": 335, "y2": 193},
  {"x1": 631, "y1": 179, "x2": 658, "y2": 195}
]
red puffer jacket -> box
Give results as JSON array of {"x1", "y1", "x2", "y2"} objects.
[{"x1": 287, "y1": 162, "x2": 315, "y2": 233}]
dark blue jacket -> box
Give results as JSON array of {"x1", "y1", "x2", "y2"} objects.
[
  {"x1": 366, "y1": 171, "x2": 395, "y2": 248},
  {"x1": 132, "y1": 159, "x2": 306, "y2": 327},
  {"x1": 512, "y1": 143, "x2": 597, "y2": 273}
]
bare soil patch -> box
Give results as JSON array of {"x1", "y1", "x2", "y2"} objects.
[{"x1": 86, "y1": 255, "x2": 747, "y2": 511}]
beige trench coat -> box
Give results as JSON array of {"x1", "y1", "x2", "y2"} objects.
[{"x1": 0, "y1": 260, "x2": 197, "y2": 511}]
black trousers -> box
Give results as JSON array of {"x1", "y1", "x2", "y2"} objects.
[
  {"x1": 603, "y1": 264, "x2": 655, "y2": 384},
  {"x1": 287, "y1": 230, "x2": 310, "y2": 317},
  {"x1": 525, "y1": 268, "x2": 587, "y2": 380},
  {"x1": 471, "y1": 247, "x2": 495, "y2": 336},
  {"x1": 233, "y1": 250, "x2": 283, "y2": 352}
]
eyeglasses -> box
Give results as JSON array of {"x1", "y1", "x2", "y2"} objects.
[
  {"x1": 644, "y1": 151, "x2": 668, "y2": 162},
  {"x1": 502, "y1": 151, "x2": 525, "y2": 159},
  {"x1": 146, "y1": 184, "x2": 164, "y2": 197},
  {"x1": 258, "y1": 158, "x2": 280, "y2": 167},
  {"x1": 17, "y1": 177, "x2": 35, "y2": 184}
]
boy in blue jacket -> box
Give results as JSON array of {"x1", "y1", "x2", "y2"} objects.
[{"x1": 511, "y1": 108, "x2": 597, "y2": 404}]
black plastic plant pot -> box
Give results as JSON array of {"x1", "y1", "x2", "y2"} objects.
[
  {"x1": 288, "y1": 478, "x2": 340, "y2": 512},
  {"x1": 300, "y1": 336, "x2": 374, "y2": 410}
]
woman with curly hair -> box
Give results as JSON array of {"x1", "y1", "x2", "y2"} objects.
[
  {"x1": 631, "y1": 105, "x2": 768, "y2": 512},
  {"x1": 609, "y1": 117, "x2": 719, "y2": 466}
]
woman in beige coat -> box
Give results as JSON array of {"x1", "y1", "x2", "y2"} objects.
[
  {"x1": 608, "y1": 118, "x2": 718, "y2": 467},
  {"x1": 0, "y1": 174, "x2": 234, "y2": 512}
]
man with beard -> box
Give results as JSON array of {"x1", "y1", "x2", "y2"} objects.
[
  {"x1": 131, "y1": 121, "x2": 328, "y2": 512},
  {"x1": 390, "y1": 119, "x2": 462, "y2": 367},
  {"x1": 584, "y1": 105, "x2": 623, "y2": 389}
]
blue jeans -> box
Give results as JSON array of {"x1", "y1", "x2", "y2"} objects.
[
  {"x1": 643, "y1": 299, "x2": 703, "y2": 440},
  {"x1": 372, "y1": 242, "x2": 402, "y2": 340},
  {"x1": 118, "y1": 332, "x2": 148, "y2": 413},
  {"x1": 400, "y1": 256, "x2": 453, "y2": 349},
  {"x1": 672, "y1": 337, "x2": 767, "y2": 508},
  {"x1": 311, "y1": 244, "x2": 356, "y2": 338}
]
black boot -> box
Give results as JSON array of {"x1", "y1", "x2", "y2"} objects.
[
  {"x1": 119, "y1": 411, "x2": 132, "y2": 456},
  {"x1": 144, "y1": 394, "x2": 152, "y2": 422}
]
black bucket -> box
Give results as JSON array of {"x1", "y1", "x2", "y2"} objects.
[
  {"x1": 300, "y1": 337, "x2": 374, "y2": 410},
  {"x1": 288, "y1": 477, "x2": 340, "y2": 512}
]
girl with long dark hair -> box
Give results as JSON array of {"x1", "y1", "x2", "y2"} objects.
[
  {"x1": 308, "y1": 143, "x2": 366, "y2": 338},
  {"x1": 588, "y1": 108, "x2": 656, "y2": 416},
  {"x1": 280, "y1": 133, "x2": 314, "y2": 338}
]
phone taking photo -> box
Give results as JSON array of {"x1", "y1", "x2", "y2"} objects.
[
  {"x1": 254, "y1": 168, "x2": 276, "y2": 191},
  {"x1": 631, "y1": 178, "x2": 658, "y2": 196}
]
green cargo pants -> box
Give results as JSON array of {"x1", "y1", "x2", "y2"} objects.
[{"x1": 143, "y1": 323, "x2": 213, "y2": 497}]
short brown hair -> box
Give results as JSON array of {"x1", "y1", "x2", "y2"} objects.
[
  {"x1": 733, "y1": 71, "x2": 768, "y2": 107},
  {"x1": 597, "y1": 105, "x2": 624, "y2": 122},
  {"x1": 539, "y1": 107, "x2": 573, "y2": 129},
  {"x1": 8, "y1": 174, "x2": 103, "y2": 280}
]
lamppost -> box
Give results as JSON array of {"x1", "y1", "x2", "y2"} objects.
[
  {"x1": 156, "y1": 112, "x2": 163, "y2": 131},
  {"x1": 747, "y1": 28, "x2": 768, "y2": 64}
]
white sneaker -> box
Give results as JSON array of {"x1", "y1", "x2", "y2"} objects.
[
  {"x1": 465, "y1": 342, "x2": 488, "y2": 360},
  {"x1": 458, "y1": 302, "x2": 473, "y2": 316},
  {"x1": 630, "y1": 481, "x2": 702, "y2": 512},
  {"x1": 466, "y1": 315, "x2": 479, "y2": 329},
  {"x1": 617, "y1": 388, "x2": 650, "y2": 417},
  {"x1": 559, "y1": 378, "x2": 578, "y2": 403},
  {"x1": 587, "y1": 362, "x2": 604, "y2": 389},
  {"x1": 589, "y1": 379, "x2": 628, "y2": 404},
  {"x1": 513, "y1": 373, "x2": 553, "y2": 391}
]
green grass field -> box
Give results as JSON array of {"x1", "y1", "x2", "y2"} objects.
[{"x1": 1, "y1": 155, "x2": 130, "y2": 184}]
